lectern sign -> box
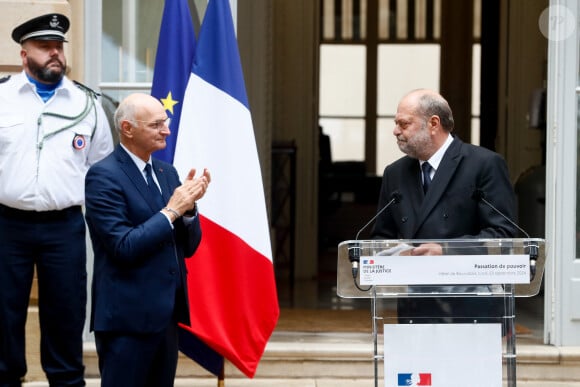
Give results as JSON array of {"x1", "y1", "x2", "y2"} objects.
[
  {"x1": 384, "y1": 324, "x2": 502, "y2": 387},
  {"x1": 359, "y1": 254, "x2": 530, "y2": 286}
]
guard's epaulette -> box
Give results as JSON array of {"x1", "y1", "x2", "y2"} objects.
[
  {"x1": 0, "y1": 75, "x2": 11, "y2": 84},
  {"x1": 73, "y1": 80, "x2": 101, "y2": 99}
]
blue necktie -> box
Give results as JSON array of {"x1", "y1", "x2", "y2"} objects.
[
  {"x1": 144, "y1": 164, "x2": 164, "y2": 209},
  {"x1": 422, "y1": 162, "x2": 432, "y2": 193}
]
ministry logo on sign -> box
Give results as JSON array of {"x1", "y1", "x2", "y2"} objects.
[
  {"x1": 362, "y1": 259, "x2": 374, "y2": 264},
  {"x1": 397, "y1": 372, "x2": 432, "y2": 386}
]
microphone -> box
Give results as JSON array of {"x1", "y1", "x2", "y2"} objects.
[
  {"x1": 349, "y1": 191, "x2": 402, "y2": 279},
  {"x1": 472, "y1": 189, "x2": 538, "y2": 279}
]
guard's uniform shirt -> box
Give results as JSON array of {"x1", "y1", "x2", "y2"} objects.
[{"x1": 0, "y1": 71, "x2": 114, "y2": 211}]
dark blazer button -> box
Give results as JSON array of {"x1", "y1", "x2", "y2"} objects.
[{"x1": 401, "y1": 217, "x2": 408, "y2": 223}]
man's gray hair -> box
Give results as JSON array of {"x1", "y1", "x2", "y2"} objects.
[
  {"x1": 113, "y1": 99, "x2": 136, "y2": 132},
  {"x1": 416, "y1": 92, "x2": 455, "y2": 132}
]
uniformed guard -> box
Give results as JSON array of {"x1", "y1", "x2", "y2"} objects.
[{"x1": 0, "y1": 13, "x2": 114, "y2": 387}]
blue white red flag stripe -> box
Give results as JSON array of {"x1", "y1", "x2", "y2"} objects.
[
  {"x1": 150, "y1": 0, "x2": 224, "y2": 376},
  {"x1": 172, "y1": 0, "x2": 279, "y2": 378}
]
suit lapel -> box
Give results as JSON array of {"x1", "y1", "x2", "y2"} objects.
[
  {"x1": 406, "y1": 160, "x2": 424, "y2": 207},
  {"x1": 151, "y1": 160, "x2": 171, "y2": 205},
  {"x1": 115, "y1": 146, "x2": 162, "y2": 212},
  {"x1": 397, "y1": 159, "x2": 423, "y2": 237}
]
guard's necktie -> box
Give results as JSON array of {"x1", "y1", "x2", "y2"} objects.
[
  {"x1": 144, "y1": 164, "x2": 164, "y2": 209},
  {"x1": 422, "y1": 162, "x2": 432, "y2": 194}
]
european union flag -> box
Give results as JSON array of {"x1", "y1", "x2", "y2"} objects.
[{"x1": 151, "y1": 0, "x2": 196, "y2": 164}]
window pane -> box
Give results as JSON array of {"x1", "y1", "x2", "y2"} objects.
[
  {"x1": 99, "y1": 89, "x2": 148, "y2": 107},
  {"x1": 319, "y1": 118, "x2": 365, "y2": 162},
  {"x1": 473, "y1": 0, "x2": 482, "y2": 39},
  {"x1": 472, "y1": 44, "x2": 481, "y2": 146},
  {"x1": 471, "y1": 118, "x2": 480, "y2": 146},
  {"x1": 321, "y1": 0, "x2": 367, "y2": 41},
  {"x1": 472, "y1": 44, "x2": 481, "y2": 117},
  {"x1": 102, "y1": 0, "x2": 164, "y2": 83},
  {"x1": 376, "y1": 118, "x2": 404, "y2": 176},
  {"x1": 577, "y1": 94, "x2": 580, "y2": 257},
  {"x1": 377, "y1": 44, "x2": 440, "y2": 116},
  {"x1": 319, "y1": 45, "x2": 366, "y2": 116}
]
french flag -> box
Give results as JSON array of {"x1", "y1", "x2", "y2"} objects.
[
  {"x1": 151, "y1": 0, "x2": 224, "y2": 376},
  {"x1": 153, "y1": 0, "x2": 280, "y2": 378}
]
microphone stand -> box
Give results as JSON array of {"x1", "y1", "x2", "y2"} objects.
[
  {"x1": 349, "y1": 192, "x2": 401, "y2": 292},
  {"x1": 476, "y1": 191, "x2": 539, "y2": 280}
]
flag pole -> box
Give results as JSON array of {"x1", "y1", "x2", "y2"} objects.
[{"x1": 217, "y1": 361, "x2": 225, "y2": 387}]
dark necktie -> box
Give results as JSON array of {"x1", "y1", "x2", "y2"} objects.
[
  {"x1": 145, "y1": 164, "x2": 181, "y2": 283},
  {"x1": 422, "y1": 162, "x2": 432, "y2": 193},
  {"x1": 144, "y1": 164, "x2": 164, "y2": 209}
]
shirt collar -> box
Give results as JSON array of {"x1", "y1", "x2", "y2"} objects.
[
  {"x1": 422, "y1": 133, "x2": 453, "y2": 171},
  {"x1": 120, "y1": 143, "x2": 152, "y2": 174},
  {"x1": 16, "y1": 70, "x2": 71, "y2": 96}
]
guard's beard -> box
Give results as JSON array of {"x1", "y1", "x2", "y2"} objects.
[{"x1": 27, "y1": 57, "x2": 65, "y2": 84}]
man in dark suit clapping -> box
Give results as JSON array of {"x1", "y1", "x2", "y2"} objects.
[{"x1": 85, "y1": 93, "x2": 210, "y2": 386}]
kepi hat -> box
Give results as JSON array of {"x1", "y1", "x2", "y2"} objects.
[{"x1": 11, "y1": 13, "x2": 69, "y2": 44}]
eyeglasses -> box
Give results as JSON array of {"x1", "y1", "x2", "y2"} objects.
[{"x1": 131, "y1": 117, "x2": 171, "y2": 131}]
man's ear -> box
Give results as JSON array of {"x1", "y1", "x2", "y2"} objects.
[
  {"x1": 120, "y1": 120, "x2": 134, "y2": 138},
  {"x1": 429, "y1": 115, "x2": 441, "y2": 130}
]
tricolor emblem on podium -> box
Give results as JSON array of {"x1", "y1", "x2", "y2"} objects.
[{"x1": 397, "y1": 372, "x2": 432, "y2": 386}]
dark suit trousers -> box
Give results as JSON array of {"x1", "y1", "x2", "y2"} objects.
[
  {"x1": 0, "y1": 207, "x2": 86, "y2": 387},
  {"x1": 95, "y1": 318, "x2": 179, "y2": 387}
]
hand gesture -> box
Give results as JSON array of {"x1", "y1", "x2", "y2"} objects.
[{"x1": 165, "y1": 168, "x2": 211, "y2": 216}]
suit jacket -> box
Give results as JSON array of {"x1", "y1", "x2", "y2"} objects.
[
  {"x1": 85, "y1": 145, "x2": 201, "y2": 333},
  {"x1": 371, "y1": 136, "x2": 517, "y2": 240},
  {"x1": 370, "y1": 136, "x2": 517, "y2": 323}
]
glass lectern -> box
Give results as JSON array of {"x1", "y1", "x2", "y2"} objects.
[{"x1": 337, "y1": 238, "x2": 545, "y2": 387}]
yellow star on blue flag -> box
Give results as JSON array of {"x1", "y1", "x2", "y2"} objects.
[{"x1": 161, "y1": 91, "x2": 178, "y2": 115}]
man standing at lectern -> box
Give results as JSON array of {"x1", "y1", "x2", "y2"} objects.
[{"x1": 371, "y1": 88, "x2": 517, "y2": 322}]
